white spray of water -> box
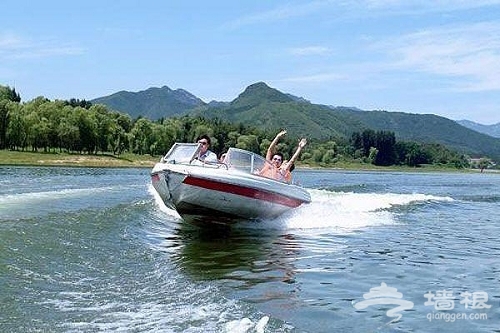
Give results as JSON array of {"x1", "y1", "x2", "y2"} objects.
[
  {"x1": 148, "y1": 184, "x2": 181, "y2": 220},
  {"x1": 248, "y1": 189, "x2": 454, "y2": 232},
  {"x1": 0, "y1": 187, "x2": 113, "y2": 205},
  {"x1": 149, "y1": 184, "x2": 454, "y2": 234},
  {"x1": 225, "y1": 316, "x2": 269, "y2": 333}
]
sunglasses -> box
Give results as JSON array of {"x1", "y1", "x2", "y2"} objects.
[
  {"x1": 198, "y1": 141, "x2": 208, "y2": 146},
  {"x1": 273, "y1": 157, "x2": 282, "y2": 162}
]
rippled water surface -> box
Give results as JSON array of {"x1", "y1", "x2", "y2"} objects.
[{"x1": 1, "y1": 166, "x2": 499, "y2": 332}]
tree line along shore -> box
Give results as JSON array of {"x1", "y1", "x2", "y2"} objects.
[{"x1": 0, "y1": 85, "x2": 492, "y2": 171}]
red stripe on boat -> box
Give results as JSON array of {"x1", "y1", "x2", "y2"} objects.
[
  {"x1": 151, "y1": 173, "x2": 160, "y2": 182},
  {"x1": 183, "y1": 176, "x2": 304, "y2": 207}
]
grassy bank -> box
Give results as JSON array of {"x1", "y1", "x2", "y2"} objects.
[
  {"x1": 0, "y1": 149, "x2": 494, "y2": 173},
  {"x1": 0, "y1": 150, "x2": 159, "y2": 168},
  {"x1": 299, "y1": 160, "x2": 490, "y2": 173},
  {"x1": 298, "y1": 161, "x2": 500, "y2": 174}
]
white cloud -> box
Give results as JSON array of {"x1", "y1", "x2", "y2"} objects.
[
  {"x1": 223, "y1": 1, "x2": 334, "y2": 29},
  {"x1": 378, "y1": 21, "x2": 500, "y2": 91},
  {"x1": 0, "y1": 32, "x2": 84, "y2": 60},
  {"x1": 279, "y1": 72, "x2": 345, "y2": 83},
  {"x1": 0, "y1": 32, "x2": 26, "y2": 49},
  {"x1": 289, "y1": 46, "x2": 331, "y2": 56},
  {"x1": 224, "y1": 0, "x2": 500, "y2": 29},
  {"x1": 347, "y1": 0, "x2": 500, "y2": 15}
]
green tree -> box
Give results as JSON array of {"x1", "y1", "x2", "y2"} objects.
[
  {"x1": 112, "y1": 113, "x2": 133, "y2": 155},
  {"x1": 57, "y1": 112, "x2": 80, "y2": 152},
  {"x1": 130, "y1": 118, "x2": 153, "y2": 155},
  {"x1": 0, "y1": 85, "x2": 21, "y2": 102},
  {"x1": 192, "y1": 124, "x2": 214, "y2": 144},
  {"x1": 321, "y1": 149, "x2": 335, "y2": 164},
  {"x1": 73, "y1": 107, "x2": 98, "y2": 153},
  {"x1": 374, "y1": 131, "x2": 396, "y2": 166},
  {"x1": 235, "y1": 134, "x2": 259, "y2": 153},
  {"x1": 91, "y1": 104, "x2": 114, "y2": 153},
  {"x1": 395, "y1": 142, "x2": 428, "y2": 166},
  {"x1": 38, "y1": 100, "x2": 65, "y2": 150},
  {"x1": 311, "y1": 148, "x2": 324, "y2": 163},
  {"x1": 149, "y1": 122, "x2": 176, "y2": 156},
  {"x1": 0, "y1": 85, "x2": 21, "y2": 149},
  {"x1": 6, "y1": 102, "x2": 26, "y2": 150}
]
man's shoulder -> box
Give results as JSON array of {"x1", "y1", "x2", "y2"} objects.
[{"x1": 205, "y1": 150, "x2": 218, "y2": 162}]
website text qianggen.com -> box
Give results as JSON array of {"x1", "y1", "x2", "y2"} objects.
[{"x1": 427, "y1": 311, "x2": 487, "y2": 322}]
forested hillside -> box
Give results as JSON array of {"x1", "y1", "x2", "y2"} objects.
[
  {"x1": 91, "y1": 86, "x2": 205, "y2": 119},
  {"x1": 0, "y1": 84, "x2": 475, "y2": 168},
  {"x1": 89, "y1": 82, "x2": 500, "y2": 162},
  {"x1": 189, "y1": 82, "x2": 366, "y2": 139},
  {"x1": 187, "y1": 82, "x2": 500, "y2": 160},
  {"x1": 457, "y1": 120, "x2": 500, "y2": 138},
  {"x1": 332, "y1": 109, "x2": 500, "y2": 159}
]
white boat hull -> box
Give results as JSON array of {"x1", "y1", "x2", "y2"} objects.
[{"x1": 151, "y1": 163, "x2": 310, "y2": 225}]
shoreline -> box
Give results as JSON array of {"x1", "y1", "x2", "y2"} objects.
[
  {"x1": 0, "y1": 150, "x2": 497, "y2": 173},
  {"x1": 0, "y1": 150, "x2": 158, "y2": 169},
  {"x1": 297, "y1": 165, "x2": 499, "y2": 174}
]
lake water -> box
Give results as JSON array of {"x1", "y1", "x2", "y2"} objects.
[{"x1": 1, "y1": 166, "x2": 499, "y2": 332}]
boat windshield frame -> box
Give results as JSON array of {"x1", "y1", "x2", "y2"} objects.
[
  {"x1": 161, "y1": 143, "x2": 202, "y2": 164},
  {"x1": 224, "y1": 147, "x2": 271, "y2": 175},
  {"x1": 160, "y1": 144, "x2": 277, "y2": 178}
]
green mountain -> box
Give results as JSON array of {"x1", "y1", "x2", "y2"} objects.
[
  {"x1": 189, "y1": 82, "x2": 366, "y2": 139},
  {"x1": 457, "y1": 120, "x2": 500, "y2": 138},
  {"x1": 91, "y1": 85, "x2": 205, "y2": 119},
  {"x1": 189, "y1": 82, "x2": 500, "y2": 160},
  {"x1": 91, "y1": 81, "x2": 500, "y2": 160},
  {"x1": 331, "y1": 108, "x2": 500, "y2": 159}
]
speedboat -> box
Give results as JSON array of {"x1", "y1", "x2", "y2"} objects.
[{"x1": 151, "y1": 142, "x2": 311, "y2": 225}]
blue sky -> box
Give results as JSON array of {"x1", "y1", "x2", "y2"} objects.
[{"x1": 2, "y1": 1, "x2": 500, "y2": 124}]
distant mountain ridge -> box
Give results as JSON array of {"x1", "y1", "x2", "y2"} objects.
[
  {"x1": 189, "y1": 82, "x2": 365, "y2": 139},
  {"x1": 91, "y1": 85, "x2": 205, "y2": 119},
  {"x1": 331, "y1": 108, "x2": 500, "y2": 159},
  {"x1": 91, "y1": 82, "x2": 500, "y2": 161},
  {"x1": 189, "y1": 82, "x2": 500, "y2": 160},
  {"x1": 457, "y1": 120, "x2": 500, "y2": 138}
]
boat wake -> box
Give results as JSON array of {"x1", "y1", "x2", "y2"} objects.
[
  {"x1": 241, "y1": 189, "x2": 454, "y2": 232},
  {"x1": 150, "y1": 184, "x2": 454, "y2": 233},
  {"x1": 0, "y1": 185, "x2": 145, "y2": 220}
]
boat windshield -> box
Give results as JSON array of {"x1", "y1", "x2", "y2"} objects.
[
  {"x1": 161, "y1": 144, "x2": 275, "y2": 176},
  {"x1": 224, "y1": 148, "x2": 269, "y2": 174},
  {"x1": 161, "y1": 143, "x2": 201, "y2": 163}
]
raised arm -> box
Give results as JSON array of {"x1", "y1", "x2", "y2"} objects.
[
  {"x1": 266, "y1": 130, "x2": 287, "y2": 160},
  {"x1": 283, "y1": 138, "x2": 307, "y2": 172}
]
